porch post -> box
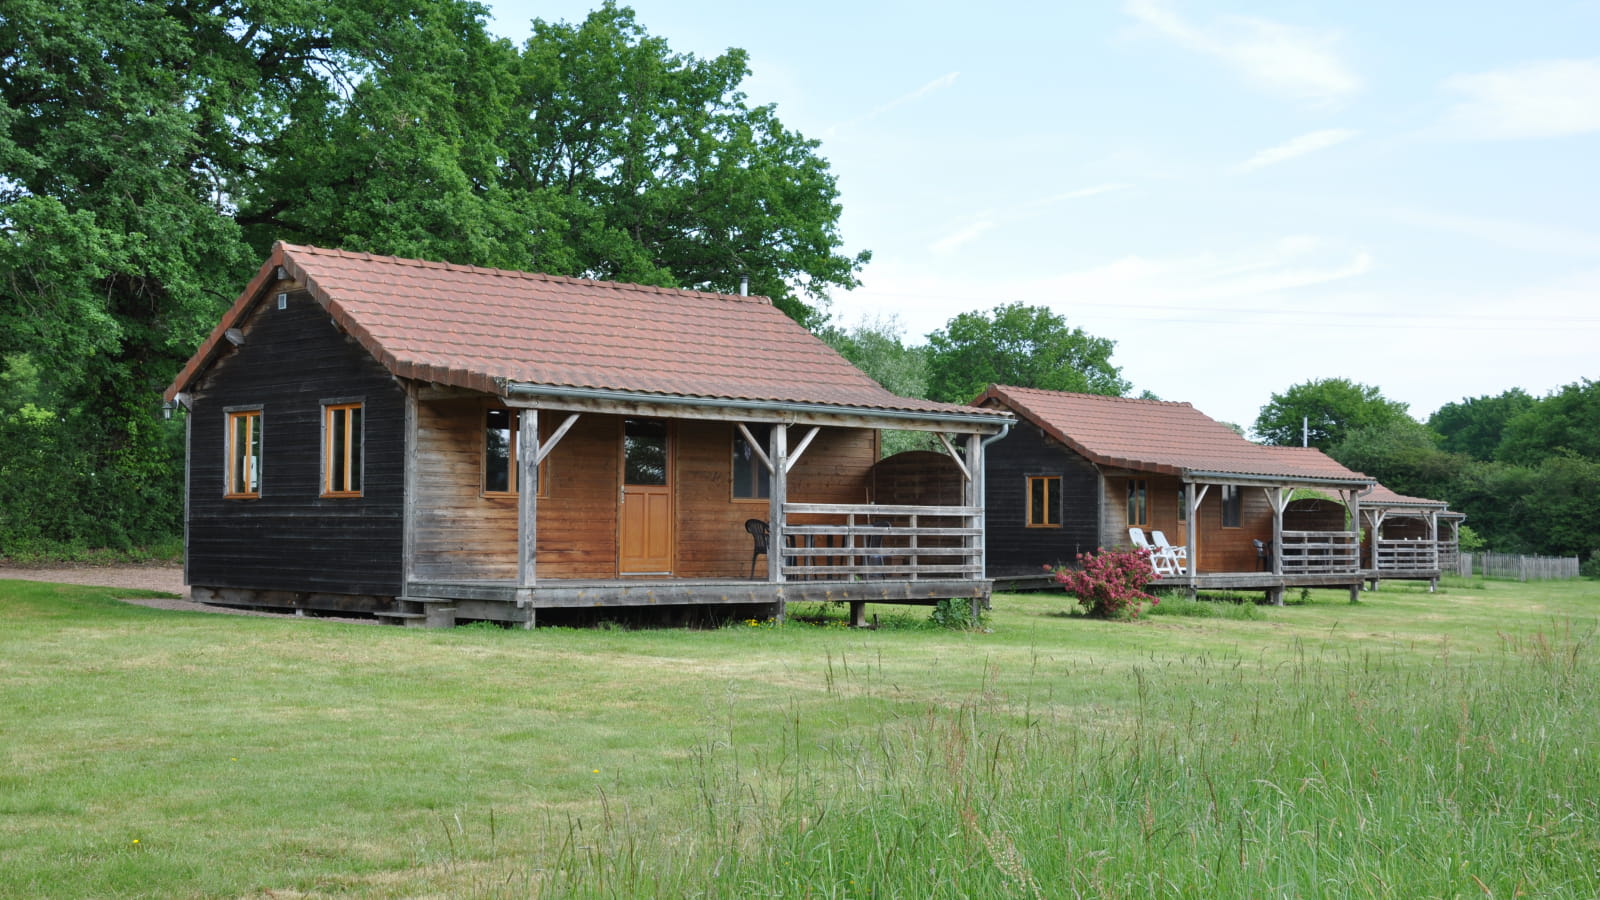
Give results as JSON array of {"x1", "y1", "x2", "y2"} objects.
[
  {"x1": 1345, "y1": 489, "x2": 1362, "y2": 603},
  {"x1": 517, "y1": 408, "x2": 539, "y2": 590},
  {"x1": 767, "y1": 423, "x2": 788, "y2": 620},
  {"x1": 1269, "y1": 486, "x2": 1285, "y2": 606},
  {"x1": 1183, "y1": 481, "x2": 1198, "y2": 580},
  {"x1": 966, "y1": 432, "x2": 986, "y2": 592},
  {"x1": 1270, "y1": 487, "x2": 1284, "y2": 577}
]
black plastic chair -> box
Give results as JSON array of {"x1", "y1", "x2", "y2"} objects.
[
  {"x1": 1253, "y1": 539, "x2": 1272, "y2": 571},
  {"x1": 745, "y1": 519, "x2": 769, "y2": 578}
]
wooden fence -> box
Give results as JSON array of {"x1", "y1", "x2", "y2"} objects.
[{"x1": 1454, "y1": 552, "x2": 1580, "y2": 580}]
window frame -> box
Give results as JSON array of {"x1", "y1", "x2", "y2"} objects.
[
  {"x1": 1220, "y1": 484, "x2": 1242, "y2": 528},
  {"x1": 1026, "y1": 475, "x2": 1062, "y2": 528},
  {"x1": 321, "y1": 401, "x2": 364, "y2": 498},
  {"x1": 481, "y1": 407, "x2": 548, "y2": 498},
  {"x1": 1126, "y1": 478, "x2": 1149, "y2": 527},
  {"x1": 224, "y1": 407, "x2": 262, "y2": 499},
  {"x1": 731, "y1": 423, "x2": 772, "y2": 502}
]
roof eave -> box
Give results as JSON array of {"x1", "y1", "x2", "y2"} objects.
[{"x1": 507, "y1": 382, "x2": 1012, "y2": 431}]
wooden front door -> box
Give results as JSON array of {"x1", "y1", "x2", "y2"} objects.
[{"x1": 619, "y1": 418, "x2": 673, "y2": 574}]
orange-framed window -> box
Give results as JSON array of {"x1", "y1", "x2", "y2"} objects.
[
  {"x1": 322, "y1": 402, "x2": 363, "y2": 497},
  {"x1": 226, "y1": 409, "x2": 261, "y2": 498},
  {"x1": 732, "y1": 423, "x2": 772, "y2": 500},
  {"x1": 1126, "y1": 479, "x2": 1148, "y2": 527},
  {"x1": 483, "y1": 408, "x2": 548, "y2": 496},
  {"x1": 1221, "y1": 484, "x2": 1242, "y2": 527},
  {"x1": 1027, "y1": 475, "x2": 1061, "y2": 527}
]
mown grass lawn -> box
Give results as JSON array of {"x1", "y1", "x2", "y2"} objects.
[{"x1": 2, "y1": 576, "x2": 1597, "y2": 898}]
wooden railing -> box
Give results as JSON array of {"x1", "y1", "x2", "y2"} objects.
[
  {"x1": 1436, "y1": 541, "x2": 1460, "y2": 571},
  {"x1": 1374, "y1": 538, "x2": 1440, "y2": 572},
  {"x1": 1279, "y1": 531, "x2": 1360, "y2": 574},
  {"x1": 779, "y1": 503, "x2": 983, "y2": 581}
]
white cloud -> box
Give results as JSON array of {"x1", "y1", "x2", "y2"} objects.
[
  {"x1": 829, "y1": 71, "x2": 960, "y2": 135},
  {"x1": 1441, "y1": 59, "x2": 1600, "y2": 139},
  {"x1": 1233, "y1": 128, "x2": 1359, "y2": 173},
  {"x1": 1387, "y1": 206, "x2": 1600, "y2": 256},
  {"x1": 1124, "y1": 0, "x2": 1360, "y2": 106},
  {"x1": 1035, "y1": 183, "x2": 1131, "y2": 204},
  {"x1": 929, "y1": 219, "x2": 997, "y2": 254}
]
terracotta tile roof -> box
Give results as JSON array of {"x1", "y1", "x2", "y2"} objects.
[
  {"x1": 167, "y1": 243, "x2": 1008, "y2": 424},
  {"x1": 1362, "y1": 483, "x2": 1449, "y2": 509},
  {"x1": 974, "y1": 384, "x2": 1373, "y2": 486}
]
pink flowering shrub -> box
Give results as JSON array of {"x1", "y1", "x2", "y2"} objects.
[{"x1": 1046, "y1": 548, "x2": 1160, "y2": 619}]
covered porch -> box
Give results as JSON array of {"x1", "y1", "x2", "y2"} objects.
[
  {"x1": 397, "y1": 383, "x2": 1008, "y2": 626},
  {"x1": 1361, "y1": 488, "x2": 1466, "y2": 590}
]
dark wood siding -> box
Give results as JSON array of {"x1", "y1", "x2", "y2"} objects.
[
  {"x1": 186, "y1": 289, "x2": 405, "y2": 596},
  {"x1": 985, "y1": 423, "x2": 1100, "y2": 577}
]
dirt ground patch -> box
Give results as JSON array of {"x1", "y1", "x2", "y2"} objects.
[{"x1": 0, "y1": 563, "x2": 376, "y2": 623}]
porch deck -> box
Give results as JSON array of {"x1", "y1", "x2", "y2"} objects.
[{"x1": 401, "y1": 576, "x2": 991, "y2": 626}]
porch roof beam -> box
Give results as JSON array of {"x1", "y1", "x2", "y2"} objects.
[
  {"x1": 1183, "y1": 470, "x2": 1373, "y2": 490},
  {"x1": 503, "y1": 383, "x2": 1011, "y2": 433}
]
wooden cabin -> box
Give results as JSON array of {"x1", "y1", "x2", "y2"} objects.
[
  {"x1": 972, "y1": 385, "x2": 1376, "y2": 603},
  {"x1": 1360, "y1": 484, "x2": 1466, "y2": 590},
  {"x1": 163, "y1": 243, "x2": 1011, "y2": 626}
]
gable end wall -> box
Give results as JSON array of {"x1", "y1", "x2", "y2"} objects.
[{"x1": 185, "y1": 289, "x2": 405, "y2": 596}]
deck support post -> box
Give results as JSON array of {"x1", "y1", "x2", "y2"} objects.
[
  {"x1": 850, "y1": 600, "x2": 867, "y2": 628},
  {"x1": 517, "y1": 408, "x2": 539, "y2": 590},
  {"x1": 767, "y1": 423, "x2": 788, "y2": 621}
]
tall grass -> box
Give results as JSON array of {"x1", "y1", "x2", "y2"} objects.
[
  {"x1": 2, "y1": 577, "x2": 1597, "y2": 897},
  {"x1": 528, "y1": 621, "x2": 1600, "y2": 899}
]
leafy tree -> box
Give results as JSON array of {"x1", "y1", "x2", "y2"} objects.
[
  {"x1": 1251, "y1": 378, "x2": 1413, "y2": 449},
  {"x1": 1429, "y1": 389, "x2": 1535, "y2": 461},
  {"x1": 493, "y1": 3, "x2": 865, "y2": 327},
  {"x1": 818, "y1": 317, "x2": 931, "y2": 457},
  {"x1": 1495, "y1": 379, "x2": 1600, "y2": 466},
  {"x1": 1330, "y1": 420, "x2": 1463, "y2": 501},
  {"x1": 1, "y1": 0, "x2": 867, "y2": 553},
  {"x1": 924, "y1": 303, "x2": 1130, "y2": 404},
  {"x1": 817, "y1": 316, "x2": 929, "y2": 400}
]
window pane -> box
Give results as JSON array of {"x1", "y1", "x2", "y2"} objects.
[
  {"x1": 229, "y1": 412, "x2": 260, "y2": 495},
  {"x1": 330, "y1": 408, "x2": 348, "y2": 490},
  {"x1": 1030, "y1": 479, "x2": 1045, "y2": 524},
  {"x1": 347, "y1": 405, "x2": 362, "y2": 491},
  {"x1": 247, "y1": 416, "x2": 260, "y2": 492},
  {"x1": 732, "y1": 424, "x2": 771, "y2": 499},
  {"x1": 485, "y1": 408, "x2": 513, "y2": 492},
  {"x1": 624, "y1": 419, "x2": 667, "y2": 485}
]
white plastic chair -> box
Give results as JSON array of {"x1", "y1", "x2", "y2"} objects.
[
  {"x1": 1151, "y1": 530, "x2": 1188, "y2": 576},
  {"x1": 1128, "y1": 527, "x2": 1174, "y2": 576}
]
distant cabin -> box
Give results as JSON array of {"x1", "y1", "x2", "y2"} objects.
[
  {"x1": 164, "y1": 243, "x2": 1010, "y2": 626},
  {"x1": 973, "y1": 385, "x2": 1379, "y2": 604}
]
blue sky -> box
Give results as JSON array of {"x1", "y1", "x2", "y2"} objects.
[{"x1": 485, "y1": 0, "x2": 1600, "y2": 430}]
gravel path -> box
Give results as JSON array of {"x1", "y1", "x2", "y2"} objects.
[{"x1": 0, "y1": 564, "x2": 376, "y2": 623}]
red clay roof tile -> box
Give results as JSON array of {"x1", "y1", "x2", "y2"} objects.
[
  {"x1": 168, "y1": 244, "x2": 1008, "y2": 424},
  {"x1": 975, "y1": 384, "x2": 1373, "y2": 486}
]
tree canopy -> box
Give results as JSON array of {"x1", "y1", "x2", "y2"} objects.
[
  {"x1": 1251, "y1": 378, "x2": 1414, "y2": 449},
  {"x1": 0, "y1": 0, "x2": 866, "y2": 552},
  {"x1": 923, "y1": 303, "x2": 1130, "y2": 404}
]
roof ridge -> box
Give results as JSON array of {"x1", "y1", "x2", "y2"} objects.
[
  {"x1": 991, "y1": 384, "x2": 1194, "y2": 408},
  {"x1": 277, "y1": 242, "x2": 773, "y2": 306}
]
